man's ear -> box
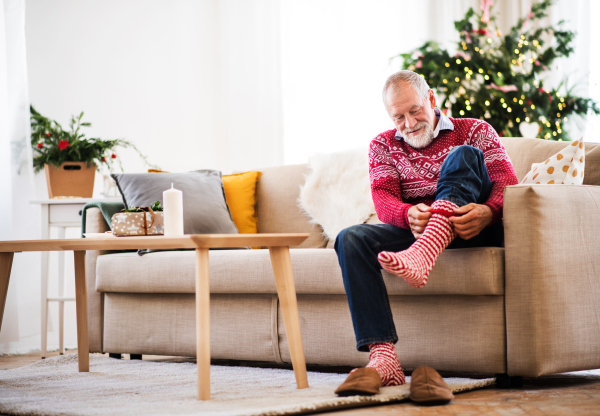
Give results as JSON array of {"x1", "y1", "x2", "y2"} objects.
[{"x1": 428, "y1": 89, "x2": 436, "y2": 109}]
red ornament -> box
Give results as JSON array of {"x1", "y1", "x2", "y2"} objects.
[
  {"x1": 102, "y1": 157, "x2": 107, "y2": 163},
  {"x1": 58, "y1": 140, "x2": 70, "y2": 151},
  {"x1": 45, "y1": 132, "x2": 51, "y2": 138},
  {"x1": 111, "y1": 153, "x2": 117, "y2": 159},
  {"x1": 527, "y1": 99, "x2": 532, "y2": 106},
  {"x1": 36, "y1": 142, "x2": 43, "y2": 149}
]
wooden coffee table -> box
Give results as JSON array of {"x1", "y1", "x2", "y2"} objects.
[{"x1": 0, "y1": 234, "x2": 310, "y2": 400}]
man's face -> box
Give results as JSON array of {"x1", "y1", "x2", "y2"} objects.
[{"x1": 385, "y1": 83, "x2": 438, "y2": 149}]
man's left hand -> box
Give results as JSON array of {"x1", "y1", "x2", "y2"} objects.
[{"x1": 449, "y1": 203, "x2": 493, "y2": 240}]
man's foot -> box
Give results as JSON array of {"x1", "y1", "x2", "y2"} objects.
[
  {"x1": 377, "y1": 200, "x2": 457, "y2": 288},
  {"x1": 335, "y1": 368, "x2": 381, "y2": 396},
  {"x1": 365, "y1": 342, "x2": 405, "y2": 386}
]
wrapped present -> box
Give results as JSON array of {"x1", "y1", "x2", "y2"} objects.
[{"x1": 111, "y1": 203, "x2": 164, "y2": 236}]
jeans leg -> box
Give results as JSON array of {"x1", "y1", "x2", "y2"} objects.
[
  {"x1": 435, "y1": 145, "x2": 503, "y2": 248},
  {"x1": 334, "y1": 223, "x2": 416, "y2": 351},
  {"x1": 435, "y1": 145, "x2": 492, "y2": 206}
]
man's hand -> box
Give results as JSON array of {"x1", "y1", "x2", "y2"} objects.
[
  {"x1": 408, "y1": 203, "x2": 432, "y2": 239},
  {"x1": 449, "y1": 203, "x2": 493, "y2": 240}
]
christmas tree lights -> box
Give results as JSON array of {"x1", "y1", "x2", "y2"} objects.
[{"x1": 397, "y1": 0, "x2": 599, "y2": 141}]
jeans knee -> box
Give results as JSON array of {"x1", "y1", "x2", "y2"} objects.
[
  {"x1": 335, "y1": 224, "x2": 369, "y2": 253},
  {"x1": 448, "y1": 145, "x2": 483, "y2": 161}
]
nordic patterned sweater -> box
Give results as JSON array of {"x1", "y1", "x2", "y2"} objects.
[{"x1": 369, "y1": 118, "x2": 518, "y2": 230}]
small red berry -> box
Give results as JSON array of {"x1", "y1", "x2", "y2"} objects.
[
  {"x1": 37, "y1": 142, "x2": 43, "y2": 149},
  {"x1": 45, "y1": 132, "x2": 51, "y2": 138},
  {"x1": 111, "y1": 153, "x2": 117, "y2": 159},
  {"x1": 102, "y1": 157, "x2": 107, "y2": 162}
]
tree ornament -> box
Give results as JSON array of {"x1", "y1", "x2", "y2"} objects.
[
  {"x1": 102, "y1": 157, "x2": 107, "y2": 163},
  {"x1": 36, "y1": 142, "x2": 43, "y2": 149},
  {"x1": 111, "y1": 153, "x2": 117, "y2": 159},
  {"x1": 45, "y1": 132, "x2": 51, "y2": 138},
  {"x1": 58, "y1": 140, "x2": 70, "y2": 151}
]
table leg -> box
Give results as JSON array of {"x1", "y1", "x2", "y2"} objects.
[
  {"x1": 0, "y1": 252, "x2": 14, "y2": 333},
  {"x1": 41, "y1": 204, "x2": 49, "y2": 359},
  {"x1": 73, "y1": 251, "x2": 89, "y2": 372},
  {"x1": 268, "y1": 246, "x2": 309, "y2": 389},
  {"x1": 57, "y1": 227, "x2": 66, "y2": 355},
  {"x1": 195, "y1": 248, "x2": 211, "y2": 400}
]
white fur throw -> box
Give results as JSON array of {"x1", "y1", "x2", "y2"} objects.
[{"x1": 298, "y1": 148, "x2": 375, "y2": 246}]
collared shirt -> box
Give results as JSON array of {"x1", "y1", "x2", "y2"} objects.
[{"x1": 394, "y1": 107, "x2": 454, "y2": 140}]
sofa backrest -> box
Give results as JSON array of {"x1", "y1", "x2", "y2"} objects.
[
  {"x1": 256, "y1": 163, "x2": 327, "y2": 248},
  {"x1": 501, "y1": 137, "x2": 600, "y2": 185},
  {"x1": 255, "y1": 138, "x2": 600, "y2": 242}
]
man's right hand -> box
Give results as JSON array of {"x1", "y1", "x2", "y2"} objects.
[{"x1": 407, "y1": 203, "x2": 432, "y2": 239}]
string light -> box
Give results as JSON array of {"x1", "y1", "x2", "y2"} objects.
[
  {"x1": 485, "y1": 100, "x2": 490, "y2": 106},
  {"x1": 455, "y1": 77, "x2": 460, "y2": 82},
  {"x1": 516, "y1": 117, "x2": 521, "y2": 122},
  {"x1": 456, "y1": 59, "x2": 462, "y2": 64},
  {"x1": 445, "y1": 62, "x2": 450, "y2": 67}
]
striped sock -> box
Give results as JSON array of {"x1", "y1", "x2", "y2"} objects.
[
  {"x1": 377, "y1": 200, "x2": 458, "y2": 288},
  {"x1": 365, "y1": 342, "x2": 405, "y2": 386}
]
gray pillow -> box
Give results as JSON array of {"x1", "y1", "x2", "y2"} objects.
[{"x1": 111, "y1": 170, "x2": 238, "y2": 235}]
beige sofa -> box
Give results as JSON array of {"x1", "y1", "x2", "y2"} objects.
[{"x1": 84, "y1": 137, "x2": 600, "y2": 378}]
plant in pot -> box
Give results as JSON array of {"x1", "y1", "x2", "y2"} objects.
[{"x1": 30, "y1": 106, "x2": 157, "y2": 198}]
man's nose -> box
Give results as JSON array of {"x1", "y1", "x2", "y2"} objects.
[{"x1": 404, "y1": 115, "x2": 418, "y2": 130}]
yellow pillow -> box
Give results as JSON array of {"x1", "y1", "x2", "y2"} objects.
[{"x1": 222, "y1": 171, "x2": 262, "y2": 234}]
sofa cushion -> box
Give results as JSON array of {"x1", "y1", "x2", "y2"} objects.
[
  {"x1": 96, "y1": 247, "x2": 504, "y2": 296},
  {"x1": 501, "y1": 137, "x2": 600, "y2": 185},
  {"x1": 256, "y1": 164, "x2": 327, "y2": 248}
]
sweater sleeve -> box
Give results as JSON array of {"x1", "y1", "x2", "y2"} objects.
[
  {"x1": 369, "y1": 136, "x2": 413, "y2": 229},
  {"x1": 467, "y1": 121, "x2": 519, "y2": 224}
]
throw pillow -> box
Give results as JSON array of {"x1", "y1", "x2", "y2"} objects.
[
  {"x1": 111, "y1": 170, "x2": 238, "y2": 235},
  {"x1": 521, "y1": 139, "x2": 585, "y2": 185},
  {"x1": 298, "y1": 148, "x2": 375, "y2": 248},
  {"x1": 222, "y1": 171, "x2": 262, "y2": 234}
]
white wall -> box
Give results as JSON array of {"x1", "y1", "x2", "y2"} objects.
[{"x1": 26, "y1": 0, "x2": 283, "y2": 184}]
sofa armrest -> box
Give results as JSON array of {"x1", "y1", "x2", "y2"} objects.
[
  {"x1": 85, "y1": 207, "x2": 111, "y2": 352},
  {"x1": 504, "y1": 184, "x2": 600, "y2": 376}
]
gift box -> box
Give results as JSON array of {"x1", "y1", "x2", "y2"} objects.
[{"x1": 111, "y1": 207, "x2": 164, "y2": 236}]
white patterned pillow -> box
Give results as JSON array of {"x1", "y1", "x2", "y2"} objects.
[{"x1": 521, "y1": 140, "x2": 585, "y2": 185}]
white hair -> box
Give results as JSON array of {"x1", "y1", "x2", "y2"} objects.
[{"x1": 382, "y1": 70, "x2": 430, "y2": 104}]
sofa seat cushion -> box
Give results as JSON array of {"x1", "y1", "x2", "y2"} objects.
[{"x1": 96, "y1": 247, "x2": 504, "y2": 296}]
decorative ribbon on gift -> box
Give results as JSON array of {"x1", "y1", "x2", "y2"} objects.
[{"x1": 137, "y1": 206, "x2": 156, "y2": 235}]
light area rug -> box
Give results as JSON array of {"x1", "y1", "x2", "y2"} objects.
[
  {"x1": 0, "y1": 354, "x2": 494, "y2": 416},
  {"x1": 298, "y1": 148, "x2": 375, "y2": 247}
]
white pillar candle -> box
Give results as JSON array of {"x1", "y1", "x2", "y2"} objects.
[{"x1": 163, "y1": 183, "x2": 184, "y2": 236}]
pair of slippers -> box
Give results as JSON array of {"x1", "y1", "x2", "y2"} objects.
[{"x1": 335, "y1": 366, "x2": 454, "y2": 404}]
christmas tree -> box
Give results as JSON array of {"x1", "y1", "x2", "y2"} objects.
[{"x1": 397, "y1": 0, "x2": 599, "y2": 141}]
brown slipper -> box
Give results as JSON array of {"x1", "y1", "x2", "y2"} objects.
[
  {"x1": 335, "y1": 368, "x2": 382, "y2": 396},
  {"x1": 409, "y1": 366, "x2": 454, "y2": 404}
]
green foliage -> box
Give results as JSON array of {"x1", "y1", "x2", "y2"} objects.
[
  {"x1": 122, "y1": 201, "x2": 164, "y2": 212},
  {"x1": 30, "y1": 106, "x2": 159, "y2": 172},
  {"x1": 395, "y1": 0, "x2": 599, "y2": 140}
]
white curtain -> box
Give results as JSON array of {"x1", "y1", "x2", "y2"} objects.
[{"x1": 0, "y1": 0, "x2": 40, "y2": 354}]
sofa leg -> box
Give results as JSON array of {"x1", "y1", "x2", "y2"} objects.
[
  {"x1": 495, "y1": 374, "x2": 524, "y2": 388},
  {"x1": 130, "y1": 354, "x2": 142, "y2": 360},
  {"x1": 108, "y1": 353, "x2": 122, "y2": 359}
]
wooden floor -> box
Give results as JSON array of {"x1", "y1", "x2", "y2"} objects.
[{"x1": 2, "y1": 350, "x2": 600, "y2": 415}]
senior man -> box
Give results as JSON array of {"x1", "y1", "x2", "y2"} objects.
[{"x1": 334, "y1": 70, "x2": 518, "y2": 394}]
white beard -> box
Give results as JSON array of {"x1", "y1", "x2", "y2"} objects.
[{"x1": 402, "y1": 122, "x2": 435, "y2": 149}]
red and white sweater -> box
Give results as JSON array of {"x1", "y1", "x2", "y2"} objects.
[{"x1": 369, "y1": 118, "x2": 518, "y2": 230}]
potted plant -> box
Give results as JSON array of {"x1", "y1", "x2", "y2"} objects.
[{"x1": 30, "y1": 106, "x2": 157, "y2": 198}]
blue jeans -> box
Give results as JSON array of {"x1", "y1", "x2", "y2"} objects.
[{"x1": 334, "y1": 145, "x2": 504, "y2": 351}]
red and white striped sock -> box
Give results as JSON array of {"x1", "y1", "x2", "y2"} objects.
[
  {"x1": 377, "y1": 200, "x2": 458, "y2": 288},
  {"x1": 364, "y1": 342, "x2": 405, "y2": 386}
]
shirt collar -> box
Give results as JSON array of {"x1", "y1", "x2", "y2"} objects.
[{"x1": 394, "y1": 107, "x2": 454, "y2": 140}]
